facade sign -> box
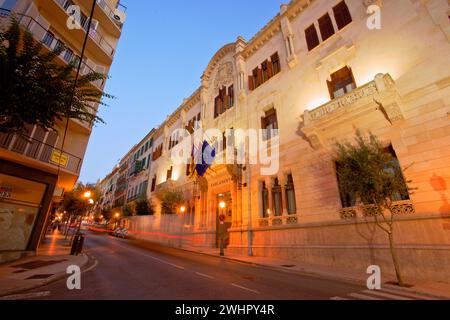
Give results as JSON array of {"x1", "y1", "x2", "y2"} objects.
[{"x1": 50, "y1": 150, "x2": 69, "y2": 168}]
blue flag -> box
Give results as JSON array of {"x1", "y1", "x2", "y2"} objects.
[{"x1": 195, "y1": 140, "x2": 215, "y2": 177}]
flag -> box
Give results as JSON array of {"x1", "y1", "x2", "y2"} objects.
[{"x1": 195, "y1": 140, "x2": 216, "y2": 177}]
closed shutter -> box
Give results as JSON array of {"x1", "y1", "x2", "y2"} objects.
[
  {"x1": 267, "y1": 59, "x2": 273, "y2": 78},
  {"x1": 333, "y1": 1, "x2": 352, "y2": 30},
  {"x1": 248, "y1": 75, "x2": 254, "y2": 91},
  {"x1": 318, "y1": 13, "x2": 335, "y2": 41},
  {"x1": 305, "y1": 24, "x2": 320, "y2": 51},
  {"x1": 257, "y1": 68, "x2": 263, "y2": 86}
]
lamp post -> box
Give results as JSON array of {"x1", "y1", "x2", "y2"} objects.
[
  {"x1": 114, "y1": 212, "x2": 120, "y2": 229},
  {"x1": 219, "y1": 201, "x2": 226, "y2": 256}
]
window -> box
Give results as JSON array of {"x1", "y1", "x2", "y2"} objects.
[
  {"x1": 261, "y1": 181, "x2": 269, "y2": 218},
  {"x1": 63, "y1": 48, "x2": 74, "y2": 63},
  {"x1": 327, "y1": 66, "x2": 356, "y2": 99},
  {"x1": 167, "y1": 166, "x2": 173, "y2": 181},
  {"x1": 248, "y1": 52, "x2": 280, "y2": 91},
  {"x1": 262, "y1": 60, "x2": 269, "y2": 83},
  {"x1": 228, "y1": 85, "x2": 234, "y2": 108},
  {"x1": 271, "y1": 52, "x2": 280, "y2": 75},
  {"x1": 336, "y1": 145, "x2": 409, "y2": 208},
  {"x1": 152, "y1": 144, "x2": 163, "y2": 161},
  {"x1": 318, "y1": 13, "x2": 335, "y2": 41},
  {"x1": 272, "y1": 178, "x2": 282, "y2": 216},
  {"x1": 305, "y1": 24, "x2": 320, "y2": 51},
  {"x1": 63, "y1": 0, "x2": 74, "y2": 11},
  {"x1": 55, "y1": 39, "x2": 64, "y2": 52},
  {"x1": 214, "y1": 85, "x2": 233, "y2": 118},
  {"x1": 261, "y1": 108, "x2": 278, "y2": 140},
  {"x1": 151, "y1": 176, "x2": 157, "y2": 192},
  {"x1": 333, "y1": 1, "x2": 352, "y2": 30},
  {"x1": 42, "y1": 31, "x2": 55, "y2": 47},
  {"x1": 285, "y1": 174, "x2": 297, "y2": 215}
]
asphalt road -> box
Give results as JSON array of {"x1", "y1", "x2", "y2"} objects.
[{"x1": 21, "y1": 231, "x2": 432, "y2": 300}]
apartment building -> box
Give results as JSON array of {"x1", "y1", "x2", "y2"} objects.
[
  {"x1": 99, "y1": 0, "x2": 450, "y2": 283},
  {"x1": 0, "y1": 0, "x2": 126, "y2": 263}
]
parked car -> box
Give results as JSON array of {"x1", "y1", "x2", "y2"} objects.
[{"x1": 113, "y1": 228, "x2": 128, "y2": 239}]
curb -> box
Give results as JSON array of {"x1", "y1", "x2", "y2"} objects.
[
  {"x1": 0, "y1": 253, "x2": 89, "y2": 299},
  {"x1": 179, "y1": 247, "x2": 450, "y2": 300}
]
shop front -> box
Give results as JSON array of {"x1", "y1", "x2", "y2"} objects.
[{"x1": 0, "y1": 160, "x2": 56, "y2": 263}]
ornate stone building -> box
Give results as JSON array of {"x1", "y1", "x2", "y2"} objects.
[{"x1": 103, "y1": 0, "x2": 450, "y2": 283}]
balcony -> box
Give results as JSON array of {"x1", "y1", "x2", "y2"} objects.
[
  {"x1": 0, "y1": 132, "x2": 82, "y2": 176},
  {"x1": 34, "y1": 0, "x2": 116, "y2": 63},
  {"x1": 95, "y1": 0, "x2": 127, "y2": 37},
  {"x1": 258, "y1": 214, "x2": 299, "y2": 228},
  {"x1": 0, "y1": 9, "x2": 106, "y2": 91},
  {"x1": 301, "y1": 73, "x2": 404, "y2": 149}
]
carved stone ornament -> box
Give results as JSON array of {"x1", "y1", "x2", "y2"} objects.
[{"x1": 214, "y1": 61, "x2": 234, "y2": 91}]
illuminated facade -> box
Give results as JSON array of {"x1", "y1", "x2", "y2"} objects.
[{"x1": 101, "y1": 0, "x2": 450, "y2": 283}]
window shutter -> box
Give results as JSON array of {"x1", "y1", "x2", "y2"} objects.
[
  {"x1": 305, "y1": 24, "x2": 320, "y2": 51},
  {"x1": 333, "y1": 1, "x2": 352, "y2": 30},
  {"x1": 267, "y1": 59, "x2": 273, "y2": 78},
  {"x1": 224, "y1": 94, "x2": 229, "y2": 110},
  {"x1": 248, "y1": 75, "x2": 254, "y2": 90},
  {"x1": 318, "y1": 13, "x2": 335, "y2": 41},
  {"x1": 257, "y1": 68, "x2": 263, "y2": 86}
]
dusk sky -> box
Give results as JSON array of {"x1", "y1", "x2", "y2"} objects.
[{"x1": 79, "y1": 0, "x2": 285, "y2": 183}]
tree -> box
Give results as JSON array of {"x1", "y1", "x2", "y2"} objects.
[
  {"x1": 161, "y1": 191, "x2": 184, "y2": 215},
  {"x1": 0, "y1": 18, "x2": 113, "y2": 134},
  {"x1": 334, "y1": 130, "x2": 412, "y2": 287},
  {"x1": 122, "y1": 203, "x2": 135, "y2": 217},
  {"x1": 135, "y1": 197, "x2": 155, "y2": 216}
]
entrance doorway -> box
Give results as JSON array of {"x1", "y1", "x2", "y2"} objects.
[{"x1": 216, "y1": 192, "x2": 232, "y2": 248}]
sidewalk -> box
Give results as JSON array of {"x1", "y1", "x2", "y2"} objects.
[
  {"x1": 181, "y1": 245, "x2": 450, "y2": 300},
  {"x1": 0, "y1": 230, "x2": 89, "y2": 298}
]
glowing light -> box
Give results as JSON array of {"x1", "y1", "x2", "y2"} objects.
[
  {"x1": 219, "y1": 201, "x2": 226, "y2": 209},
  {"x1": 115, "y1": 213, "x2": 120, "y2": 218},
  {"x1": 180, "y1": 206, "x2": 186, "y2": 213},
  {"x1": 83, "y1": 191, "x2": 92, "y2": 199},
  {"x1": 88, "y1": 199, "x2": 94, "y2": 205}
]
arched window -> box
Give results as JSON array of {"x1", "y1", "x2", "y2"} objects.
[
  {"x1": 272, "y1": 178, "x2": 282, "y2": 216},
  {"x1": 261, "y1": 181, "x2": 269, "y2": 217},
  {"x1": 285, "y1": 174, "x2": 297, "y2": 215}
]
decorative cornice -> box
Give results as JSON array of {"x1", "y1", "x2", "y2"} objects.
[
  {"x1": 201, "y1": 43, "x2": 236, "y2": 82},
  {"x1": 242, "y1": 0, "x2": 315, "y2": 59}
]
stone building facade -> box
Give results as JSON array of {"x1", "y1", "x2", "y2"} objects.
[{"x1": 101, "y1": 0, "x2": 450, "y2": 283}]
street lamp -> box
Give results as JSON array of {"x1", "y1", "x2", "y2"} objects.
[
  {"x1": 114, "y1": 212, "x2": 120, "y2": 229},
  {"x1": 218, "y1": 201, "x2": 226, "y2": 256},
  {"x1": 83, "y1": 191, "x2": 92, "y2": 199},
  {"x1": 180, "y1": 206, "x2": 186, "y2": 214}
]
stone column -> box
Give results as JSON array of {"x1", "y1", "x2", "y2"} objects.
[{"x1": 280, "y1": 175, "x2": 288, "y2": 216}]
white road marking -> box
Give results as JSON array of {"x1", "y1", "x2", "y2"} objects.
[
  {"x1": 113, "y1": 242, "x2": 185, "y2": 270},
  {"x1": 231, "y1": 283, "x2": 260, "y2": 294},
  {"x1": 348, "y1": 292, "x2": 382, "y2": 300},
  {"x1": 195, "y1": 272, "x2": 214, "y2": 279},
  {"x1": 362, "y1": 290, "x2": 413, "y2": 300},
  {"x1": 0, "y1": 291, "x2": 51, "y2": 300},
  {"x1": 83, "y1": 257, "x2": 99, "y2": 274},
  {"x1": 380, "y1": 288, "x2": 438, "y2": 300}
]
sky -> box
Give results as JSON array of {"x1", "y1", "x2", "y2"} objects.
[{"x1": 79, "y1": 0, "x2": 285, "y2": 183}]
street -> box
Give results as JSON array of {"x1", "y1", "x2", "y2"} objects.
[{"x1": 21, "y1": 231, "x2": 432, "y2": 300}]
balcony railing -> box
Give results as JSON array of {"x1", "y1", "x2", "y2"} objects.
[
  {"x1": 54, "y1": 0, "x2": 115, "y2": 57},
  {"x1": 258, "y1": 214, "x2": 299, "y2": 227},
  {"x1": 305, "y1": 80, "x2": 379, "y2": 122},
  {"x1": 0, "y1": 8, "x2": 106, "y2": 90},
  {"x1": 96, "y1": 0, "x2": 127, "y2": 29},
  {"x1": 0, "y1": 132, "x2": 83, "y2": 175}
]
